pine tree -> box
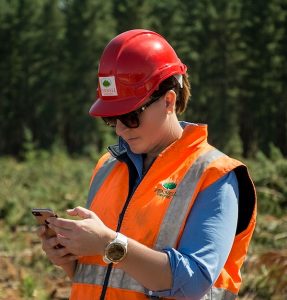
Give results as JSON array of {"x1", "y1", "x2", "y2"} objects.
[
  {"x1": 264, "y1": 0, "x2": 287, "y2": 156},
  {"x1": 176, "y1": 0, "x2": 243, "y2": 155},
  {"x1": 0, "y1": 0, "x2": 44, "y2": 155},
  {"x1": 238, "y1": 0, "x2": 287, "y2": 156},
  {"x1": 112, "y1": 0, "x2": 156, "y2": 33},
  {"x1": 59, "y1": 0, "x2": 116, "y2": 153}
]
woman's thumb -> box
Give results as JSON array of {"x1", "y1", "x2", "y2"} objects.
[{"x1": 66, "y1": 206, "x2": 93, "y2": 219}]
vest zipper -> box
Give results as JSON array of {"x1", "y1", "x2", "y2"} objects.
[
  {"x1": 99, "y1": 173, "x2": 140, "y2": 300},
  {"x1": 99, "y1": 263, "x2": 113, "y2": 300},
  {"x1": 99, "y1": 153, "x2": 157, "y2": 299}
]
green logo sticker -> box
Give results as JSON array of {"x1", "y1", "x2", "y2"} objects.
[
  {"x1": 163, "y1": 182, "x2": 177, "y2": 190},
  {"x1": 103, "y1": 80, "x2": 111, "y2": 87}
]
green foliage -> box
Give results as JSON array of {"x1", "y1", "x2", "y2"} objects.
[
  {"x1": 238, "y1": 144, "x2": 287, "y2": 299},
  {"x1": 20, "y1": 274, "x2": 36, "y2": 299},
  {"x1": 59, "y1": 0, "x2": 116, "y2": 153},
  {"x1": 22, "y1": 127, "x2": 38, "y2": 161},
  {"x1": 113, "y1": 0, "x2": 156, "y2": 32},
  {"x1": 0, "y1": 0, "x2": 116, "y2": 156},
  {"x1": 240, "y1": 215, "x2": 287, "y2": 299},
  {"x1": 238, "y1": 0, "x2": 287, "y2": 157},
  {"x1": 176, "y1": 0, "x2": 244, "y2": 155},
  {"x1": 0, "y1": 148, "x2": 93, "y2": 228},
  {"x1": 247, "y1": 145, "x2": 287, "y2": 217}
]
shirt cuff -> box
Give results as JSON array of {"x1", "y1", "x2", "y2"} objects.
[{"x1": 146, "y1": 248, "x2": 174, "y2": 298}]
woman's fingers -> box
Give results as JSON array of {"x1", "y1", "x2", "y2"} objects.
[
  {"x1": 49, "y1": 253, "x2": 78, "y2": 266},
  {"x1": 66, "y1": 206, "x2": 94, "y2": 219},
  {"x1": 47, "y1": 217, "x2": 75, "y2": 230},
  {"x1": 37, "y1": 225, "x2": 46, "y2": 238},
  {"x1": 36, "y1": 222, "x2": 78, "y2": 268},
  {"x1": 42, "y1": 236, "x2": 58, "y2": 251}
]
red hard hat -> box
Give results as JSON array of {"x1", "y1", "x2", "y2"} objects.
[{"x1": 89, "y1": 29, "x2": 187, "y2": 117}]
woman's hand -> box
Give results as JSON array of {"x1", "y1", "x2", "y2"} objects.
[
  {"x1": 45, "y1": 206, "x2": 173, "y2": 291},
  {"x1": 37, "y1": 225, "x2": 78, "y2": 266},
  {"x1": 37, "y1": 225, "x2": 78, "y2": 279},
  {"x1": 47, "y1": 206, "x2": 116, "y2": 257}
]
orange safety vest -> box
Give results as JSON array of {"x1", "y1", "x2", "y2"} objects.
[{"x1": 70, "y1": 124, "x2": 256, "y2": 300}]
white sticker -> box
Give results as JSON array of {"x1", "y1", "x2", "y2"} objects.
[{"x1": 99, "y1": 76, "x2": 118, "y2": 96}]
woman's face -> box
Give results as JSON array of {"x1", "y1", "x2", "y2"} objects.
[{"x1": 115, "y1": 91, "x2": 177, "y2": 155}]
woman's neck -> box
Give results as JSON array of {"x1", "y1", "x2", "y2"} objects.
[{"x1": 144, "y1": 121, "x2": 183, "y2": 171}]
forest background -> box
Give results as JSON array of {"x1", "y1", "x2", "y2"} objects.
[{"x1": 0, "y1": 0, "x2": 286, "y2": 299}]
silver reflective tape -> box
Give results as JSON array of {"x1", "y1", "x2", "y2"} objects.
[
  {"x1": 202, "y1": 287, "x2": 237, "y2": 300},
  {"x1": 73, "y1": 263, "x2": 146, "y2": 294},
  {"x1": 86, "y1": 157, "x2": 117, "y2": 208},
  {"x1": 73, "y1": 262, "x2": 105, "y2": 286},
  {"x1": 109, "y1": 267, "x2": 146, "y2": 293},
  {"x1": 73, "y1": 264, "x2": 236, "y2": 299},
  {"x1": 155, "y1": 149, "x2": 225, "y2": 250}
]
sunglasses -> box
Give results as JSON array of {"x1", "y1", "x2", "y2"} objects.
[{"x1": 102, "y1": 96, "x2": 162, "y2": 128}]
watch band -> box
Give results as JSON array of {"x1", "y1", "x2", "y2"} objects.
[{"x1": 114, "y1": 232, "x2": 128, "y2": 244}]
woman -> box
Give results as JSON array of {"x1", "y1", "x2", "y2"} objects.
[{"x1": 39, "y1": 29, "x2": 256, "y2": 300}]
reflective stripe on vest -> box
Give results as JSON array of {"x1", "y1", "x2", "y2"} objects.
[
  {"x1": 154, "y1": 148, "x2": 225, "y2": 250},
  {"x1": 86, "y1": 156, "x2": 117, "y2": 208},
  {"x1": 74, "y1": 263, "x2": 237, "y2": 299},
  {"x1": 74, "y1": 264, "x2": 146, "y2": 294},
  {"x1": 204, "y1": 288, "x2": 236, "y2": 300}
]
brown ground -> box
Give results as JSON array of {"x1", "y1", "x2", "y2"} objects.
[{"x1": 0, "y1": 226, "x2": 71, "y2": 300}]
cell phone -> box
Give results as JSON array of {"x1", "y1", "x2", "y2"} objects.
[{"x1": 32, "y1": 208, "x2": 58, "y2": 238}]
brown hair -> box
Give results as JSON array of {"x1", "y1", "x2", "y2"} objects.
[{"x1": 150, "y1": 73, "x2": 191, "y2": 114}]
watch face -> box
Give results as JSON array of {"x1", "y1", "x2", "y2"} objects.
[{"x1": 107, "y1": 243, "x2": 126, "y2": 262}]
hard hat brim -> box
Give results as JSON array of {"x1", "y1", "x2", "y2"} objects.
[{"x1": 89, "y1": 95, "x2": 149, "y2": 117}]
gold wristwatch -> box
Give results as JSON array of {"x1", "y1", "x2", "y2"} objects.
[{"x1": 103, "y1": 232, "x2": 128, "y2": 264}]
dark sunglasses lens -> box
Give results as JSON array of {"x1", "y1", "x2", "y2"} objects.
[
  {"x1": 102, "y1": 117, "x2": 117, "y2": 127},
  {"x1": 119, "y1": 112, "x2": 139, "y2": 128},
  {"x1": 102, "y1": 112, "x2": 139, "y2": 128}
]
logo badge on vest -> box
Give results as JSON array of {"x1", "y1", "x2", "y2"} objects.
[{"x1": 155, "y1": 181, "x2": 177, "y2": 199}]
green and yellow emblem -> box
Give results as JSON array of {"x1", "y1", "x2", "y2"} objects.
[
  {"x1": 155, "y1": 181, "x2": 177, "y2": 199},
  {"x1": 162, "y1": 182, "x2": 177, "y2": 190}
]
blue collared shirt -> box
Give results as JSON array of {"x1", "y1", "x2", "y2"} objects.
[{"x1": 118, "y1": 122, "x2": 239, "y2": 299}]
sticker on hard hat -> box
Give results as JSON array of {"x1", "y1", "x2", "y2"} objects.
[{"x1": 99, "y1": 76, "x2": 118, "y2": 96}]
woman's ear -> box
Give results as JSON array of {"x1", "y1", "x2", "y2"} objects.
[{"x1": 164, "y1": 90, "x2": 177, "y2": 113}]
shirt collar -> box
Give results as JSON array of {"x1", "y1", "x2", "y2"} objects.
[{"x1": 108, "y1": 121, "x2": 202, "y2": 178}]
